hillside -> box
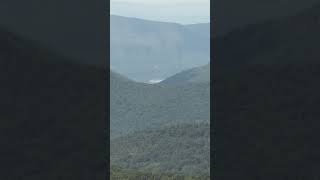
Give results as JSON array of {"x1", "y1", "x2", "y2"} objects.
[
  {"x1": 111, "y1": 15, "x2": 209, "y2": 82},
  {"x1": 160, "y1": 64, "x2": 210, "y2": 86},
  {"x1": 110, "y1": 71, "x2": 210, "y2": 138},
  {"x1": 111, "y1": 123, "x2": 210, "y2": 176},
  {"x1": 0, "y1": 28, "x2": 106, "y2": 179}
]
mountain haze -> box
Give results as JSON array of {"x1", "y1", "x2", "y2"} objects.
[
  {"x1": 110, "y1": 11, "x2": 210, "y2": 179},
  {"x1": 111, "y1": 15, "x2": 209, "y2": 82}
]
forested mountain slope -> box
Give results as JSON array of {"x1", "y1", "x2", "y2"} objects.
[
  {"x1": 111, "y1": 166, "x2": 210, "y2": 180},
  {"x1": 111, "y1": 123, "x2": 210, "y2": 176},
  {"x1": 110, "y1": 71, "x2": 209, "y2": 138}
]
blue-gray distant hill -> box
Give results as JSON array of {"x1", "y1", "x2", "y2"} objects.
[
  {"x1": 111, "y1": 15, "x2": 210, "y2": 83},
  {"x1": 160, "y1": 64, "x2": 210, "y2": 86}
]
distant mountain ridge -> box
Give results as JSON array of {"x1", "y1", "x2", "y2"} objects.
[
  {"x1": 111, "y1": 15, "x2": 209, "y2": 82},
  {"x1": 160, "y1": 64, "x2": 210, "y2": 86}
]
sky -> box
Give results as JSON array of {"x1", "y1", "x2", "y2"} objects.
[{"x1": 110, "y1": 0, "x2": 210, "y2": 24}]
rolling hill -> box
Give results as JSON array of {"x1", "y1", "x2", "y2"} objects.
[
  {"x1": 0, "y1": 27, "x2": 106, "y2": 179},
  {"x1": 110, "y1": 70, "x2": 210, "y2": 138},
  {"x1": 110, "y1": 66, "x2": 210, "y2": 177},
  {"x1": 160, "y1": 64, "x2": 210, "y2": 86},
  {"x1": 111, "y1": 15, "x2": 209, "y2": 82}
]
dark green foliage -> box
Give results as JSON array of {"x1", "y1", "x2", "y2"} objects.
[
  {"x1": 110, "y1": 71, "x2": 210, "y2": 138},
  {"x1": 110, "y1": 166, "x2": 210, "y2": 180},
  {"x1": 110, "y1": 65, "x2": 210, "y2": 177},
  {"x1": 111, "y1": 123, "x2": 210, "y2": 176},
  {"x1": 0, "y1": 28, "x2": 106, "y2": 179}
]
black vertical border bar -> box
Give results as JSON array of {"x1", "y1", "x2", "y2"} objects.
[
  {"x1": 0, "y1": 0, "x2": 110, "y2": 178},
  {"x1": 210, "y1": 0, "x2": 215, "y2": 179},
  {"x1": 106, "y1": 0, "x2": 111, "y2": 178}
]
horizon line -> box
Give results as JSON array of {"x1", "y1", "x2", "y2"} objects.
[{"x1": 110, "y1": 14, "x2": 210, "y2": 25}]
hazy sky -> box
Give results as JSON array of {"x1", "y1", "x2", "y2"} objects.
[{"x1": 110, "y1": 0, "x2": 210, "y2": 24}]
